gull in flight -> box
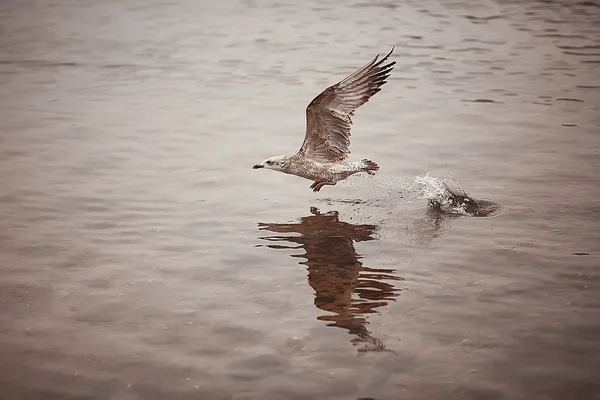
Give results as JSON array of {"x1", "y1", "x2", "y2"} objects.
[{"x1": 253, "y1": 48, "x2": 395, "y2": 192}]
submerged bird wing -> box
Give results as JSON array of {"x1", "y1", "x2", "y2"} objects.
[{"x1": 299, "y1": 48, "x2": 395, "y2": 163}]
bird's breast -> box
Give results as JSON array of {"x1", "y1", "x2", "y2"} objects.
[{"x1": 287, "y1": 160, "x2": 335, "y2": 182}]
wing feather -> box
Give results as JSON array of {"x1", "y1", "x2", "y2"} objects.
[{"x1": 299, "y1": 48, "x2": 395, "y2": 162}]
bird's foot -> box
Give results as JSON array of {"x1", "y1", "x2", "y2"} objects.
[
  {"x1": 310, "y1": 181, "x2": 324, "y2": 192},
  {"x1": 310, "y1": 181, "x2": 335, "y2": 192}
]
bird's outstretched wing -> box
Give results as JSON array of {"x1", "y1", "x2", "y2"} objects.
[{"x1": 299, "y1": 48, "x2": 395, "y2": 162}]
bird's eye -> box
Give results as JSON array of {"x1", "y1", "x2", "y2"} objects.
[{"x1": 266, "y1": 161, "x2": 273, "y2": 165}]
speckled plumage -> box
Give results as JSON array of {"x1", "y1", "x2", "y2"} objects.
[{"x1": 253, "y1": 48, "x2": 395, "y2": 192}]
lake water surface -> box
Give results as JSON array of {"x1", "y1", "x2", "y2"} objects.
[{"x1": 1, "y1": 0, "x2": 599, "y2": 399}]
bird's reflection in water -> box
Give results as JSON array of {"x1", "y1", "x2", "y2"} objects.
[{"x1": 258, "y1": 207, "x2": 403, "y2": 353}]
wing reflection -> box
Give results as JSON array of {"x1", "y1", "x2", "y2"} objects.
[{"x1": 258, "y1": 207, "x2": 403, "y2": 352}]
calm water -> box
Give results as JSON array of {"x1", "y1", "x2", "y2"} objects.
[{"x1": 1, "y1": 0, "x2": 599, "y2": 399}]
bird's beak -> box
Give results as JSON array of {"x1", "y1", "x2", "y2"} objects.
[{"x1": 253, "y1": 164, "x2": 264, "y2": 169}]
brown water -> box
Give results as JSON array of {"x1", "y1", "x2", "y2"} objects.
[{"x1": 1, "y1": 0, "x2": 599, "y2": 399}]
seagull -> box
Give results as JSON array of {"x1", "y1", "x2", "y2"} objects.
[{"x1": 253, "y1": 48, "x2": 396, "y2": 192}]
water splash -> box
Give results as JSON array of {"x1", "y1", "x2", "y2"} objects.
[
  {"x1": 328, "y1": 172, "x2": 498, "y2": 217},
  {"x1": 411, "y1": 173, "x2": 498, "y2": 217}
]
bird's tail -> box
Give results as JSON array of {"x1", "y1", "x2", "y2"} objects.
[{"x1": 361, "y1": 159, "x2": 380, "y2": 175}]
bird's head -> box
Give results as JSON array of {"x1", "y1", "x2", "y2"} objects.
[{"x1": 253, "y1": 155, "x2": 287, "y2": 172}]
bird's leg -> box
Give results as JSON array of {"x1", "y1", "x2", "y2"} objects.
[
  {"x1": 312, "y1": 182, "x2": 325, "y2": 192},
  {"x1": 310, "y1": 181, "x2": 336, "y2": 192}
]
